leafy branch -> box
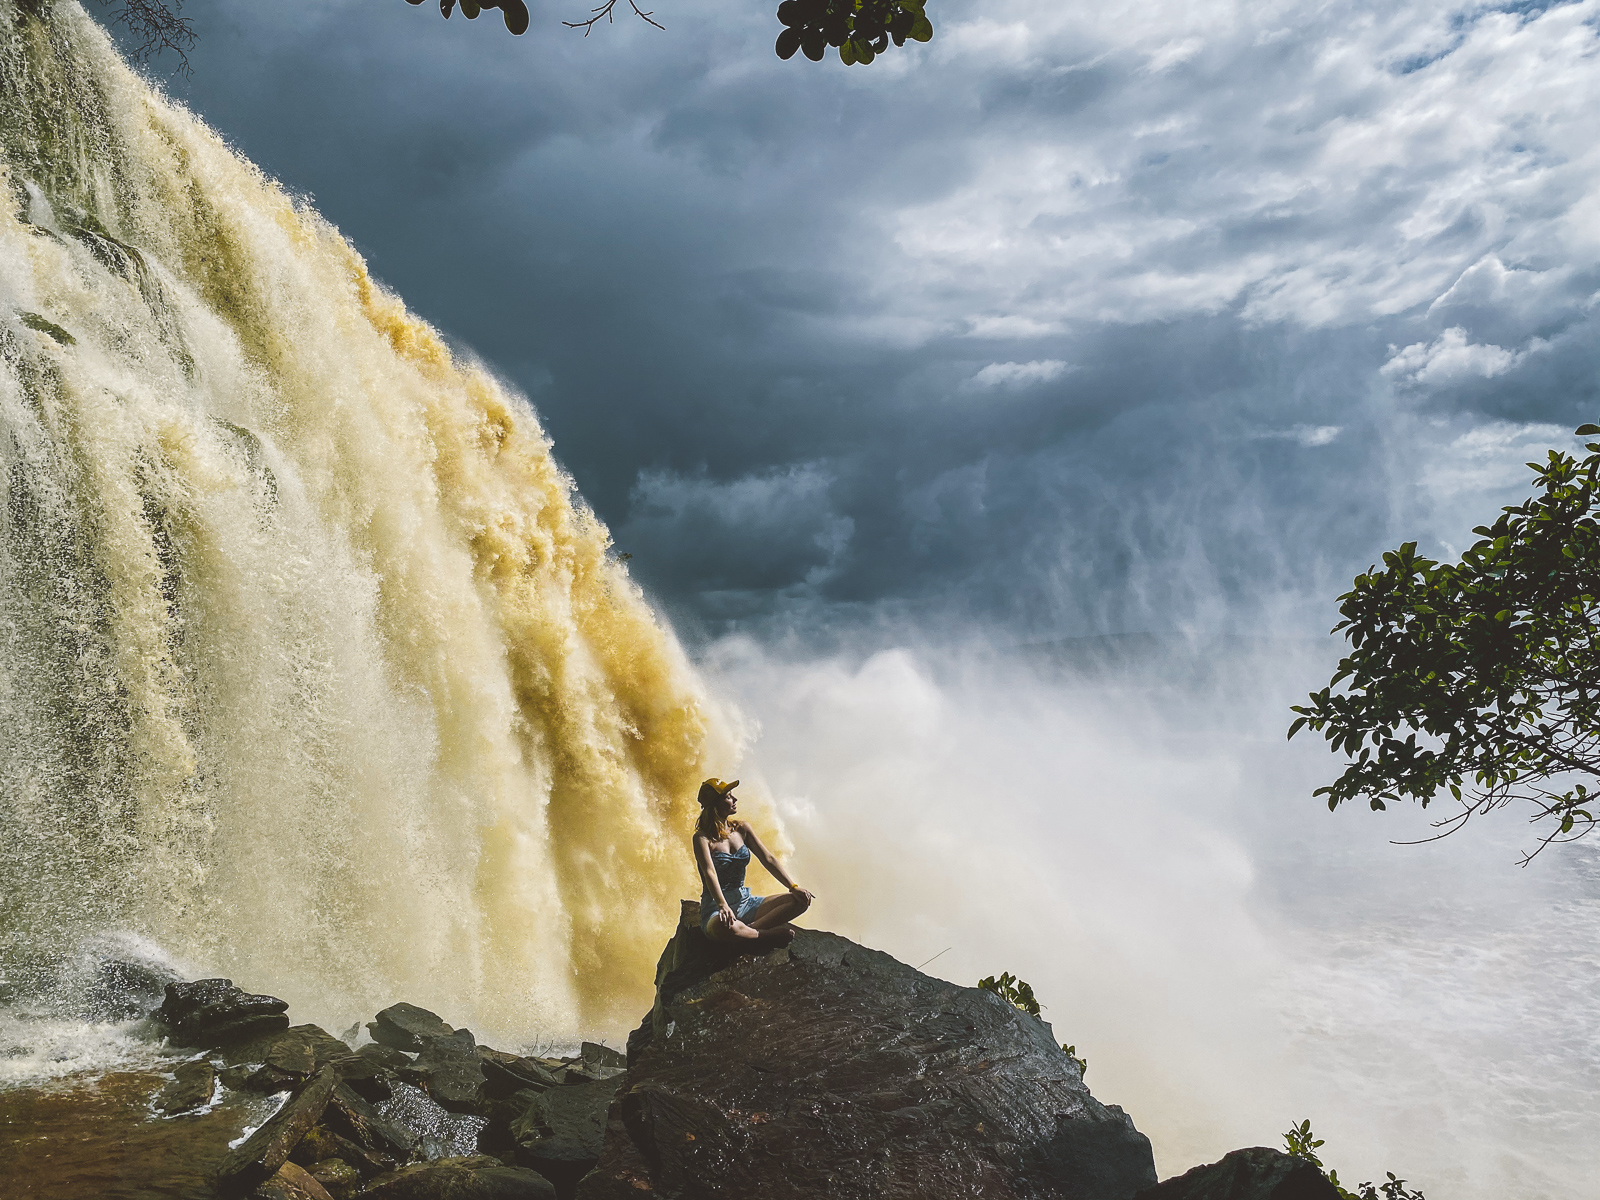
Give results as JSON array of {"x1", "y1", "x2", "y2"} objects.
[
  {"x1": 1284, "y1": 1119, "x2": 1426, "y2": 1200},
  {"x1": 1291, "y1": 424, "x2": 1600, "y2": 861}
]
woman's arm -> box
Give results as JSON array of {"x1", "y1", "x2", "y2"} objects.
[
  {"x1": 738, "y1": 822, "x2": 804, "y2": 892},
  {"x1": 693, "y1": 834, "x2": 736, "y2": 925}
]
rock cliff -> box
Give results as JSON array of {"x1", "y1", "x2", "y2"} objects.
[{"x1": 580, "y1": 901, "x2": 1157, "y2": 1199}]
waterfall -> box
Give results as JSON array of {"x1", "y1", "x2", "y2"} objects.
[{"x1": 0, "y1": 0, "x2": 753, "y2": 1043}]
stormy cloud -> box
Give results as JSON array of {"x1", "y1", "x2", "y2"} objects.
[{"x1": 153, "y1": 0, "x2": 1600, "y2": 641}]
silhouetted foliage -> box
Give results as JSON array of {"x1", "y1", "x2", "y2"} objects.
[
  {"x1": 409, "y1": 0, "x2": 531, "y2": 37},
  {"x1": 1291, "y1": 424, "x2": 1600, "y2": 860},
  {"x1": 774, "y1": 0, "x2": 932, "y2": 65},
  {"x1": 1284, "y1": 1120, "x2": 1426, "y2": 1200},
  {"x1": 64, "y1": 0, "x2": 931, "y2": 70}
]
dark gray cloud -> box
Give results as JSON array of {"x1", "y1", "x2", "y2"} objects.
[{"x1": 142, "y1": 0, "x2": 1600, "y2": 642}]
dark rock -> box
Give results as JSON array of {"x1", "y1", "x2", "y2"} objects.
[
  {"x1": 219, "y1": 1063, "x2": 258, "y2": 1091},
  {"x1": 252, "y1": 1161, "x2": 333, "y2": 1200},
  {"x1": 358, "y1": 1042, "x2": 415, "y2": 1070},
  {"x1": 1132, "y1": 1148, "x2": 1341, "y2": 1200},
  {"x1": 225, "y1": 1026, "x2": 354, "y2": 1073},
  {"x1": 622, "y1": 1015, "x2": 651, "y2": 1069},
  {"x1": 579, "y1": 1043, "x2": 625, "y2": 1071},
  {"x1": 368, "y1": 1003, "x2": 455, "y2": 1052},
  {"x1": 477, "y1": 1088, "x2": 542, "y2": 1160},
  {"x1": 154, "y1": 1059, "x2": 216, "y2": 1115},
  {"x1": 579, "y1": 907, "x2": 1157, "y2": 1200},
  {"x1": 288, "y1": 1125, "x2": 396, "y2": 1177},
  {"x1": 405, "y1": 1027, "x2": 488, "y2": 1113},
  {"x1": 216, "y1": 1066, "x2": 341, "y2": 1193},
  {"x1": 322, "y1": 1082, "x2": 418, "y2": 1159},
  {"x1": 158, "y1": 979, "x2": 290, "y2": 1050},
  {"x1": 510, "y1": 1079, "x2": 619, "y2": 1196},
  {"x1": 306, "y1": 1158, "x2": 362, "y2": 1200},
  {"x1": 363, "y1": 1156, "x2": 556, "y2": 1200},
  {"x1": 330, "y1": 1052, "x2": 396, "y2": 1103},
  {"x1": 480, "y1": 1049, "x2": 560, "y2": 1100}
]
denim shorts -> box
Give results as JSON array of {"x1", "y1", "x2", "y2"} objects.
[{"x1": 701, "y1": 887, "x2": 765, "y2": 934}]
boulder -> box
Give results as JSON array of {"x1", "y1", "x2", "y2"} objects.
[
  {"x1": 154, "y1": 1058, "x2": 216, "y2": 1115},
  {"x1": 368, "y1": 1003, "x2": 455, "y2": 1052},
  {"x1": 288, "y1": 1125, "x2": 396, "y2": 1177},
  {"x1": 359, "y1": 1043, "x2": 415, "y2": 1070},
  {"x1": 306, "y1": 1157, "x2": 362, "y2": 1200},
  {"x1": 509, "y1": 1078, "x2": 619, "y2": 1195},
  {"x1": 158, "y1": 979, "x2": 290, "y2": 1049},
  {"x1": 1132, "y1": 1148, "x2": 1341, "y2": 1200},
  {"x1": 252, "y1": 1161, "x2": 334, "y2": 1200},
  {"x1": 480, "y1": 1049, "x2": 561, "y2": 1099},
  {"x1": 404, "y1": 1027, "x2": 488, "y2": 1113},
  {"x1": 216, "y1": 1066, "x2": 341, "y2": 1193},
  {"x1": 220, "y1": 1026, "x2": 363, "y2": 1094},
  {"x1": 322, "y1": 1082, "x2": 419, "y2": 1160},
  {"x1": 579, "y1": 1043, "x2": 625, "y2": 1071},
  {"x1": 363, "y1": 1156, "x2": 556, "y2": 1200},
  {"x1": 578, "y1": 907, "x2": 1157, "y2": 1200},
  {"x1": 331, "y1": 1052, "x2": 397, "y2": 1103}
]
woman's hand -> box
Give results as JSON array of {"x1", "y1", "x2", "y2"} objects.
[
  {"x1": 717, "y1": 901, "x2": 737, "y2": 928},
  {"x1": 789, "y1": 885, "x2": 815, "y2": 905}
]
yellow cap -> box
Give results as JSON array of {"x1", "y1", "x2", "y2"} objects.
[{"x1": 698, "y1": 777, "x2": 739, "y2": 805}]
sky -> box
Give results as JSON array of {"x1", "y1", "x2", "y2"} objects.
[
  {"x1": 119, "y1": 2, "x2": 1600, "y2": 1190},
  {"x1": 147, "y1": 0, "x2": 1600, "y2": 646}
]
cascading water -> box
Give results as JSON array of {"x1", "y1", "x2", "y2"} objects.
[{"x1": 0, "y1": 0, "x2": 762, "y2": 1053}]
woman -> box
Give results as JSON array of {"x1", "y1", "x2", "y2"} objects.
[{"x1": 693, "y1": 777, "x2": 813, "y2": 946}]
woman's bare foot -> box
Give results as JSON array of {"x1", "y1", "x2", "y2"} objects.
[{"x1": 756, "y1": 926, "x2": 796, "y2": 949}]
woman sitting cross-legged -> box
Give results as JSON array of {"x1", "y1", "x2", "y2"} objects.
[{"x1": 693, "y1": 777, "x2": 813, "y2": 947}]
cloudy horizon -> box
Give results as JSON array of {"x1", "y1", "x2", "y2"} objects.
[{"x1": 141, "y1": 0, "x2": 1599, "y2": 649}]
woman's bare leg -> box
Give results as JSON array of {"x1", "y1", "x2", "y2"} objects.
[
  {"x1": 747, "y1": 891, "x2": 811, "y2": 930},
  {"x1": 703, "y1": 916, "x2": 762, "y2": 942}
]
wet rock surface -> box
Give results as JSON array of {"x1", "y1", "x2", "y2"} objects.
[
  {"x1": 509, "y1": 1078, "x2": 619, "y2": 1195},
  {"x1": 156, "y1": 1058, "x2": 217, "y2": 1115},
  {"x1": 158, "y1": 978, "x2": 292, "y2": 1049},
  {"x1": 369, "y1": 1004, "x2": 457, "y2": 1053},
  {"x1": 1132, "y1": 1148, "x2": 1341, "y2": 1200},
  {"x1": 363, "y1": 1156, "x2": 557, "y2": 1200},
  {"x1": 218, "y1": 1066, "x2": 342, "y2": 1193},
  {"x1": 254, "y1": 1160, "x2": 335, "y2": 1200},
  {"x1": 403, "y1": 1028, "x2": 488, "y2": 1114},
  {"x1": 580, "y1": 904, "x2": 1158, "y2": 1200}
]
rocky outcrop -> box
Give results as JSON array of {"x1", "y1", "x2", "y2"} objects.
[
  {"x1": 362, "y1": 1156, "x2": 556, "y2": 1200},
  {"x1": 580, "y1": 902, "x2": 1158, "y2": 1200},
  {"x1": 1132, "y1": 1148, "x2": 1341, "y2": 1200},
  {"x1": 156, "y1": 1059, "x2": 217, "y2": 1115},
  {"x1": 402, "y1": 1028, "x2": 487, "y2": 1113},
  {"x1": 368, "y1": 1004, "x2": 457, "y2": 1052},
  {"x1": 509, "y1": 1078, "x2": 620, "y2": 1194},
  {"x1": 217, "y1": 1066, "x2": 342, "y2": 1192},
  {"x1": 158, "y1": 979, "x2": 291, "y2": 1049},
  {"x1": 256, "y1": 1161, "x2": 336, "y2": 1200}
]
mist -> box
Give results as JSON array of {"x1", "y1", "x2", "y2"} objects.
[{"x1": 701, "y1": 632, "x2": 1600, "y2": 1198}]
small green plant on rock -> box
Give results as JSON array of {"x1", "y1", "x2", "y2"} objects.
[
  {"x1": 978, "y1": 972, "x2": 1087, "y2": 1076},
  {"x1": 1284, "y1": 1119, "x2": 1426, "y2": 1200}
]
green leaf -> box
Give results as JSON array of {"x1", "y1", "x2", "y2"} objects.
[{"x1": 908, "y1": 14, "x2": 933, "y2": 40}]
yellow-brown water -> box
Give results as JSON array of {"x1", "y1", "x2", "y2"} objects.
[
  {"x1": 0, "y1": 1073, "x2": 271, "y2": 1199},
  {"x1": 0, "y1": 0, "x2": 775, "y2": 1050}
]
